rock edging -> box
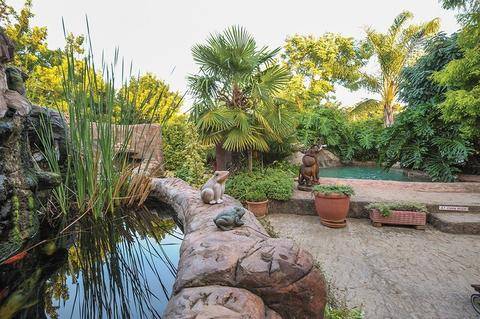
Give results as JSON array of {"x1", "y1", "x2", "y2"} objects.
[{"x1": 150, "y1": 178, "x2": 326, "y2": 319}]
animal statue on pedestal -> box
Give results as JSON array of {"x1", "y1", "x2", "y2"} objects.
[
  {"x1": 298, "y1": 144, "x2": 326, "y2": 187},
  {"x1": 200, "y1": 171, "x2": 229, "y2": 204},
  {"x1": 213, "y1": 206, "x2": 245, "y2": 231}
]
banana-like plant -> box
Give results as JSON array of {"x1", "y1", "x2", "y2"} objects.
[
  {"x1": 355, "y1": 11, "x2": 440, "y2": 126},
  {"x1": 188, "y1": 26, "x2": 293, "y2": 171}
]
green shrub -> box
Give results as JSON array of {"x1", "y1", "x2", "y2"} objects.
[
  {"x1": 312, "y1": 184, "x2": 355, "y2": 197},
  {"x1": 162, "y1": 115, "x2": 209, "y2": 187},
  {"x1": 226, "y1": 168, "x2": 294, "y2": 202},
  {"x1": 297, "y1": 106, "x2": 382, "y2": 162},
  {"x1": 366, "y1": 202, "x2": 428, "y2": 217},
  {"x1": 245, "y1": 189, "x2": 268, "y2": 202},
  {"x1": 324, "y1": 304, "x2": 364, "y2": 319}
]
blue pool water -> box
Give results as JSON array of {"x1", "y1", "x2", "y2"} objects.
[{"x1": 319, "y1": 166, "x2": 415, "y2": 181}]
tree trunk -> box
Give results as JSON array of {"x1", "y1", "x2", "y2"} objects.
[
  {"x1": 215, "y1": 144, "x2": 231, "y2": 171},
  {"x1": 247, "y1": 149, "x2": 253, "y2": 172},
  {"x1": 383, "y1": 104, "x2": 394, "y2": 127}
]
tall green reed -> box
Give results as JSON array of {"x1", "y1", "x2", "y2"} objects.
[{"x1": 35, "y1": 20, "x2": 182, "y2": 220}]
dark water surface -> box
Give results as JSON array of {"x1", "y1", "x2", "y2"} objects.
[
  {"x1": 0, "y1": 209, "x2": 182, "y2": 319},
  {"x1": 319, "y1": 166, "x2": 418, "y2": 181}
]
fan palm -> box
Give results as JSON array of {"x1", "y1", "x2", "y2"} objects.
[
  {"x1": 355, "y1": 11, "x2": 440, "y2": 126},
  {"x1": 188, "y1": 26, "x2": 293, "y2": 171}
]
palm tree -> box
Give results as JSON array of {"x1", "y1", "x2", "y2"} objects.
[
  {"x1": 188, "y1": 26, "x2": 293, "y2": 171},
  {"x1": 355, "y1": 11, "x2": 440, "y2": 126}
]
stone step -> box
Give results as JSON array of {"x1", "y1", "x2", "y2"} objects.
[{"x1": 428, "y1": 213, "x2": 480, "y2": 235}]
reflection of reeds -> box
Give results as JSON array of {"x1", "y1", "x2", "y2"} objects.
[{"x1": 57, "y1": 208, "x2": 180, "y2": 319}]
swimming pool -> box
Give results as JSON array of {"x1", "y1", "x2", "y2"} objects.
[{"x1": 319, "y1": 166, "x2": 417, "y2": 182}]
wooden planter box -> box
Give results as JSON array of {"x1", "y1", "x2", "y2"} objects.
[{"x1": 370, "y1": 209, "x2": 427, "y2": 230}]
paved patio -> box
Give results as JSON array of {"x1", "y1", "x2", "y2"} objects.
[{"x1": 267, "y1": 214, "x2": 480, "y2": 319}]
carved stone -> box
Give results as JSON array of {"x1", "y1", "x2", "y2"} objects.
[
  {"x1": 150, "y1": 178, "x2": 327, "y2": 318},
  {"x1": 298, "y1": 144, "x2": 326, "y2": 188}
]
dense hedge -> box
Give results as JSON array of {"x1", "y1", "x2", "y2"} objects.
[{"x1": 225, "y1": 168, "x2": 294, "y2": 202}]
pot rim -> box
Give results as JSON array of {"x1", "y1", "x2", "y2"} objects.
[
  {"x1": 246, "y1": 199, "x2": 269, "y2": 204},
  {"x1": 314, "y1": 192, "x2": 350, "y2": 199}
]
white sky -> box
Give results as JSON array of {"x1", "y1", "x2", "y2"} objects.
[{"x1": 9, "y1": 0, "x2": 460, "y2": 109}]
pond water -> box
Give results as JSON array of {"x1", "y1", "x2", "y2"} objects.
[
  {"x1": 0, "y1": 209, "x2": 182, "y2": 319},
  {"x1": 319, "y1": 166, "x2": 417, "y2": 182}
]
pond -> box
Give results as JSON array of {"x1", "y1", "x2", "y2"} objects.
[
  {"x1": 0, "y1": 209, "x2": 182, "y2": 319},
  {"x1": 319, "y1": 166, "x2": 420, "y2": 182}
]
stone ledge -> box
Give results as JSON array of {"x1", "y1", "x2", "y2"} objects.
[
  {"x1": 428, "y1": 213, "x2": 480, "y2": 235},
  {"x1": 149, "y1": 178, "x2": 327, "y2": 319}
]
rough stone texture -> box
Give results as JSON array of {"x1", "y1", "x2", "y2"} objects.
[
  {"x1": 428, "y1": 213, "x2": 480, "y2": 235},
  {"x1": 268, "y1": 214, "x2": 480, "y2": 319},
  {"x1": 287, "y1": 149, "x2": 341, "y2": 168},
  {"x1": 315, "y1": 149, "x2": 342, "y2": 168},
  {"x1": 92, "y1": 123, "x2": 164, "y2": 176},
  {"x1": 150, "y1": 178, "x2": 327, "y2": 318},
  {"x1": 0, "y1": 30, "x2": 61, "y2": 261},
  {"x1": 164, "y1": 286, "x2": 282, "y2": 319}
]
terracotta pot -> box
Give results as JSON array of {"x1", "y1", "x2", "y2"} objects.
[
  {"x1": 314, "y1": 193, "x2": 350, "y2": 228},
  {"x1": 246, "y1": 200, "x2": 269, "y2": 218}
]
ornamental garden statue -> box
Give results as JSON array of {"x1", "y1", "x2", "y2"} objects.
[
  {"x1": 200, "y1": 171, "x2": 229, "y2": 204},
  {"x1": 298, "y1": 144, "x2": 326, "y2": 190}
]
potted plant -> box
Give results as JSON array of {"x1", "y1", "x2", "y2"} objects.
[
  {"x1": 312, "y1": 184, "x2": 355, "y2": 228},
  {"x1": 245, "y1": 188, "x2": 269, "y2": 218},
  {"x1": 366, "y1": 202, "x2": 427, "y2": 229}
]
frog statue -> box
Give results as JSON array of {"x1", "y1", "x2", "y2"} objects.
[
  {"x1": 200, "y1": 171, "x2": 229, "y2": 205},
  {"x1": 213, "y1": 206, "x2": 245, "y2": 231}
]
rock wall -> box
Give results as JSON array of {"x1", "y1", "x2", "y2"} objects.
[
  {"x1": 0, "y1": 31, "x2": 61, "y2": 262},
  {"x1": 150, "y1": 178, "x2": 327, "y2": 318}
]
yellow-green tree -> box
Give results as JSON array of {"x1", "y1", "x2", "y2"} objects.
[
  {"x1": 116, "y1": 73, "x2": 182, "y2": 124},
  {"x1": 282, "y1": 33, "x2": 371, "y2": 108}
]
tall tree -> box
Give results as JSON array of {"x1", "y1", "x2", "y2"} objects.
[
  {"x1": 282, "y1": 33, "x2": 370, "y2": 108},
  {"x1": 356, "y1": 11, "x2": 440, "y2": 126},
  {"x1": 0, "y1": 0, "x2": 85, "y2": 110},
  {"x1": 188, "y1": 26, "x2": 293, "y2": 171},
  {"x1": 116, "y1": 73, "x2": 182, "y2": 125},
  {"x1": 434, "y1": 0, "x2": 480, "y2": 141}
]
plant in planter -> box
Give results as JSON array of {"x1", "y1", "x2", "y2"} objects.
[
  {"x1": 312, "y1": 184, "x2": 355, "y2": 228},
  {"x1": 245, "y1": 188, "x2": 269, "y2": 218},
  {"x1": 366, "y1": 202, "x2": 428, "y2": 229}
]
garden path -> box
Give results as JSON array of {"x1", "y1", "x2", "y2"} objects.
[{"x1": 267, "y1": 214, "x2": 480, "y2": 319}]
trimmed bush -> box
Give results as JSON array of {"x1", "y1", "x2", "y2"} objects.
[{"x1": 226, "y1": 168, "x2": 294, "y2": 202}]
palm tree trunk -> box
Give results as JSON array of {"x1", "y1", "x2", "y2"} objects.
[
  {"x1": 215, "y1": 144, "x2": 231, "y2": 170},
  {"x1": 247, "y1": 149, "x2": 253, "y2": 172},
  {"x1": 383, "y1": 104, "x2": 394, "y2": 127}
]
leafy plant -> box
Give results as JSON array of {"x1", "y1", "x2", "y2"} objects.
[
  {"x1": 245, "y1": 189, "x2": 268, "y2": 202},
  {"x1": 366, "y1": 202, "x2": 427, "y2": 217},
  {"x1": 162, "y1": 115, "x2": 209, "y2": 187},
  {"x1": 226, "y1": 168, "x2": 294, "y2": 202},
  {"x1": 312, "y1": 184, "x2": 355, "y2": 197},
  {"x1": 188, "y1": 26, "x2": 294, "y2": 171},
  {"x1": 324, "y1": 304, "x2": 364, "y2": 319},
  {"x1": 379, "y1": 103, "x2": 472, "y2": 182}
]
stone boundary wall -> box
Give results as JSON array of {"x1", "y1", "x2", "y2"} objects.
[{"x1": 149, "y1": 178, "x2": 327, "y2": 319}]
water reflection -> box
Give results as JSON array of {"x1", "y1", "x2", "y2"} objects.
[{"x1": 0, "y1": 208, "x2": 182, "y2": 319}]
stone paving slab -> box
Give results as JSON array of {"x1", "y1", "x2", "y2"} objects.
[{"x1": 267, "y1": 214, "x2": 480, "y2": 319}]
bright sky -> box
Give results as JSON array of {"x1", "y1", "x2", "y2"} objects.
[{"x1": 10, "y1": 0, "x2": 460, "y2": 109}]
